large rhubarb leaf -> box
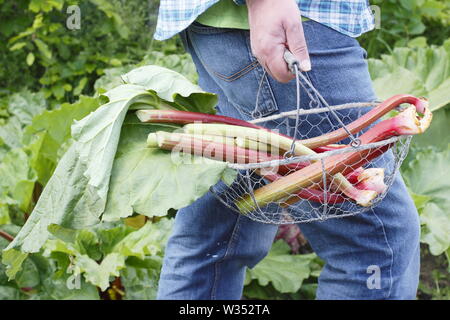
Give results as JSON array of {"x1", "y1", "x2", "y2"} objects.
[
  {"x1": 402, "y1": 146, "x2": 450, "y2": 257},
  {"x1": 369, "y1": 41, "x2": 450, "y2": 111},
  {"x1": 245, "y1": 241, "x2": 316, "y2": 293},
  {"x1": 122, "y1": 65, "x2": 217, "y2": 114},
  {"x1": 111, "y1": 217, "x2": 172, "y2": 259},
  {"x1": 3, "y1": 66, "x2": 219, "y2": 279}
]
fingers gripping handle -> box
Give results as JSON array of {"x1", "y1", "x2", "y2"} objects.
[{"x1": 283, "y1": 49, "x2": 299, "y2": 75}]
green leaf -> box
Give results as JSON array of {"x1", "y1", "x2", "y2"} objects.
[
  {"x1": 420, "y1": 202, "x2": 450, "y2": 256},
  {"x1": 122, "y1": 65, "x2": 217, "y2": 114},
  {"x1": 368, "y1": 44, "x2": 450, "y2": 111},
  {"x1": 2, "y1": 249, "x2": 28, "y2": 279},
  {"x1": 402, "y1": 146, "x2": 450, "y2": 257},
  {"x1": 38, "y1": 274, "x2": 100, "y2": 300},
  {"x1": 409, "y1": 107, "x2": 450, "y2": 151},
  {"x1": 121, "y1": 256, "x2": 162, "y2": 300},
  {"x1": 33, "y1": 39, "x2": 52, "y2": 60},
  {"x1": 9, "y1": 42, "x2": 27, "y2": 51},
  {"x1": 0, "y1": 117, "x2": 22, "y2": 150},
  {"x1": 0, "y1": 204, "x2": 10, "y2": 225},
  {"x1": 408, "y1": 37, "x2": 428, "y2": 48},
  {"x1": 73, "y1": 77, "x2": 88, "y2": 96},
  {"x1": 76, "y1": 253, "x2": 125, "y2": 291},
  {"x1": 0, "y1": 148, "x2": 36, "y2": 212},
  {"x1": 112, "y1": 219, "x2": 172, "y2": 259},
  {"x1": 26, "y1": 52, "x2": 35, "y2": 66},
  {"x1": 245, "y1": 241, "x2": 316, "y2": 293},
  {"x1": 8, "y1": 90, "x2": 46, "y2": 126},
  {"x1": 14, "y1": 258, "x2": 40, "y2": 288},
  {"x1": 403, "y1": 146, "x2": 450, "y2": 200},
  {"x1": 102, "y1": 116, "x2": 231, "y2": 221},
  {"x1": 23, "y1": 95, "x2": 100, "y2": 185},
  {"x1": 0, "y1": 286, "x2": 24, "y2": 300}
]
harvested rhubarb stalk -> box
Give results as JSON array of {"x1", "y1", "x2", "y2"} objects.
[
  {"x1": 236, "y1": 103, "x2": 432, "y2": 213},
  {"x1": 137, "y1": 109, "x2": 263, "y2": 129},
  {"x1": 256, "y1": 169, "x2": 346, "y2": 204},
  {"x1": 183, "y1": 123, "x2": 316, "y2": 156},
  {"x1": 346, "y1": 167, "x2": 365, "y2": 184},
  {"x1": 149, "y1": 131, "x2": 287, "y2": 164},
  {"x1": 299, "y1": 94, "x2": 429, "y2": 149},
  {"x1": 330, "y1": 173, "x2": 377, "y2": 207},
  {"x1": 355, "y1": 168, "x2": 387, "y2": 194}
]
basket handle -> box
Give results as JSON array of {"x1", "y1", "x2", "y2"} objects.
[{"x1": 283, "y1": 49, "x2": 299, "y2": 75}]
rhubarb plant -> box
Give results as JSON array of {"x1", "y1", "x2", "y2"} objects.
[
  {"x1": 368, "y1": 40, "x2": 450, "y2": 111},
  {"x1": 402, "y1": 146, "x2": 450, "y2": 261}
]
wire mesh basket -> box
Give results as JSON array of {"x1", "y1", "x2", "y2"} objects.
[
  {"x1": 139, "y1": 51, "x2": 431, "y2": 225},
  {"x1": 206, "y1": 51, "x2": 414, "y2": 224}
]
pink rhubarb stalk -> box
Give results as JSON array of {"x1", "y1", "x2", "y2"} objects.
[
  {"x1": 329, "y1": 173, "x2": 377, "y2": 207},
  {"x1": 298, "y1": 94, "x2": 429, "y2": 149},
  {"x1": 147, "y1": 131, "x2": 276, "y2": 164},
  {"x1": 136, "y1": 109, "x2": 263, "y2": 129},
  {"x1": 355, "y1": 168, "x2": 387, "y2": 194}
]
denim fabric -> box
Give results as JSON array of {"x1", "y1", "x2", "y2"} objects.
[{"x1": 157, "y1": 20, "x2": 420, "y2": 300}]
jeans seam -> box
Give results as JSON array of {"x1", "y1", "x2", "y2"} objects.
[
  {"x1": 243, "y1": 35, "x2": 279, "y2": 117},
  {"x1": 188, "y1": 28, "x2": 259, "y2": 82},
  {"x1": 210, "y1": 213, "x2": 242, "y2": 299},
  {"x1": 370, "y1": 208, "x2": 394, "y2": 299}
]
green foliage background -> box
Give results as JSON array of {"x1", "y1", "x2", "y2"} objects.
[{"x1": 0, "y1": 0, "x2": 449, "y2": 300}]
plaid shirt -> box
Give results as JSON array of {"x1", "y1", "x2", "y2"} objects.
[{"x1": 154, "y1": 0, "x2": 375, "y2": 40}]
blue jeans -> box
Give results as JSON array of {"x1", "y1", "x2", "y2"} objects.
[{"x1": 157, "y1": 21, "x2": 420, "y2": 300}]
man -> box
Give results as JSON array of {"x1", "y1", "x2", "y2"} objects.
[{"x1": 154, "y1": 0, "x2": 420, "y2": 299}]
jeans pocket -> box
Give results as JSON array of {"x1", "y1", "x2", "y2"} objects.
[{"x1": 187, "y1": 22, "x2": 279, "y2": 118}]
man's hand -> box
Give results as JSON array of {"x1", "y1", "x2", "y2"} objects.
[{"x1": 247, "y1": 0, "x2": 311, "y2": 83}]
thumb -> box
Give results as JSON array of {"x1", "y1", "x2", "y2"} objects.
[{"x1": 285, "y1": 21, "x2": 311, "y2": 72}]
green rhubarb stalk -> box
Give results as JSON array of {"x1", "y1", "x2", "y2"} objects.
[
  {"x1": 148, "y1": 131, "x2": 280, "y2": 164},
  {"x1": 183, "y1": 123, "x2": 316, "y2": 156}
]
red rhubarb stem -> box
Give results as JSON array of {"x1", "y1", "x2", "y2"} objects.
[
  {"x1": 299, "y1": 94, "x2": 428, "y2": 149},
  {"x1": 0, "y1": 230, "x2": 14, "y2": 242}
]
